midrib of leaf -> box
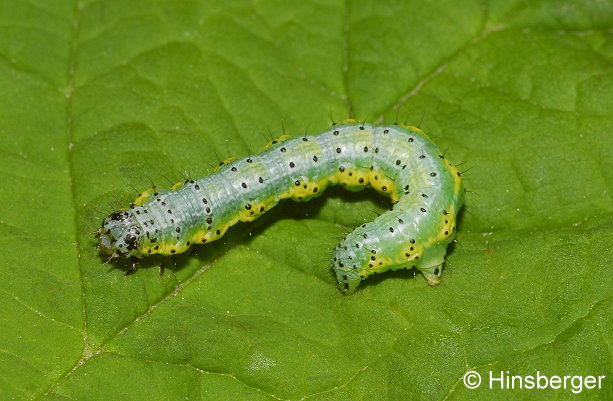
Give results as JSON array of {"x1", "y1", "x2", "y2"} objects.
[{"x1": 36, "y1": 1, "x2": 86, "y2": 398}]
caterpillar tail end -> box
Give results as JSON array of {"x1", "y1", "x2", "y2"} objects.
[
  {"x1": 335, "y1": 269, "x2": 362, "y2": 295},
  {"x1": 417, "y1": 243, "x2": 447, "y2": 286}
]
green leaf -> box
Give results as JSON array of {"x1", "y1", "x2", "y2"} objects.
[{"x1": 1, "y1": 0, "x2": 611, "y2": 400}]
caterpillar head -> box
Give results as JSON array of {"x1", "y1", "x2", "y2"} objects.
[
  {"x1": 331, "y1": 244, "x2": 363, "y2": 295},
  {"x1": 96, "y1": 210, "x2": 144, "y2": 258}
]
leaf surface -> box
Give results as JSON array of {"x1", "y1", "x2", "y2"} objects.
[{"x1": 0, "y1": 1, "x2": 611, "y2": 400}]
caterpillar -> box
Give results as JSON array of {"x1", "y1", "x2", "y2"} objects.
[{"x1": 96, "y1": 120, "x2": 464, "y2": 294}]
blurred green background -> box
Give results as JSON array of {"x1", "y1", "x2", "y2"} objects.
[{"x1": 0, "y1": 0, "x2": 611, "y2": 400}]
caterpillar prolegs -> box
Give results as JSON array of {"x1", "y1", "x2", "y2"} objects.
[{"x1": 96, "y1": 121, "x2": 464, "y2": 294}]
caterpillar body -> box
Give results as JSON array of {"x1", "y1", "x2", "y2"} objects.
[{"x1": 97, "y1": 120, "x2": 464, "y2": 294}]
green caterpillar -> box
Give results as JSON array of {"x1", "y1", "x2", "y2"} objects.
[{"x1": 97, "y1": 120, "x2": 464, "y2": 294}]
